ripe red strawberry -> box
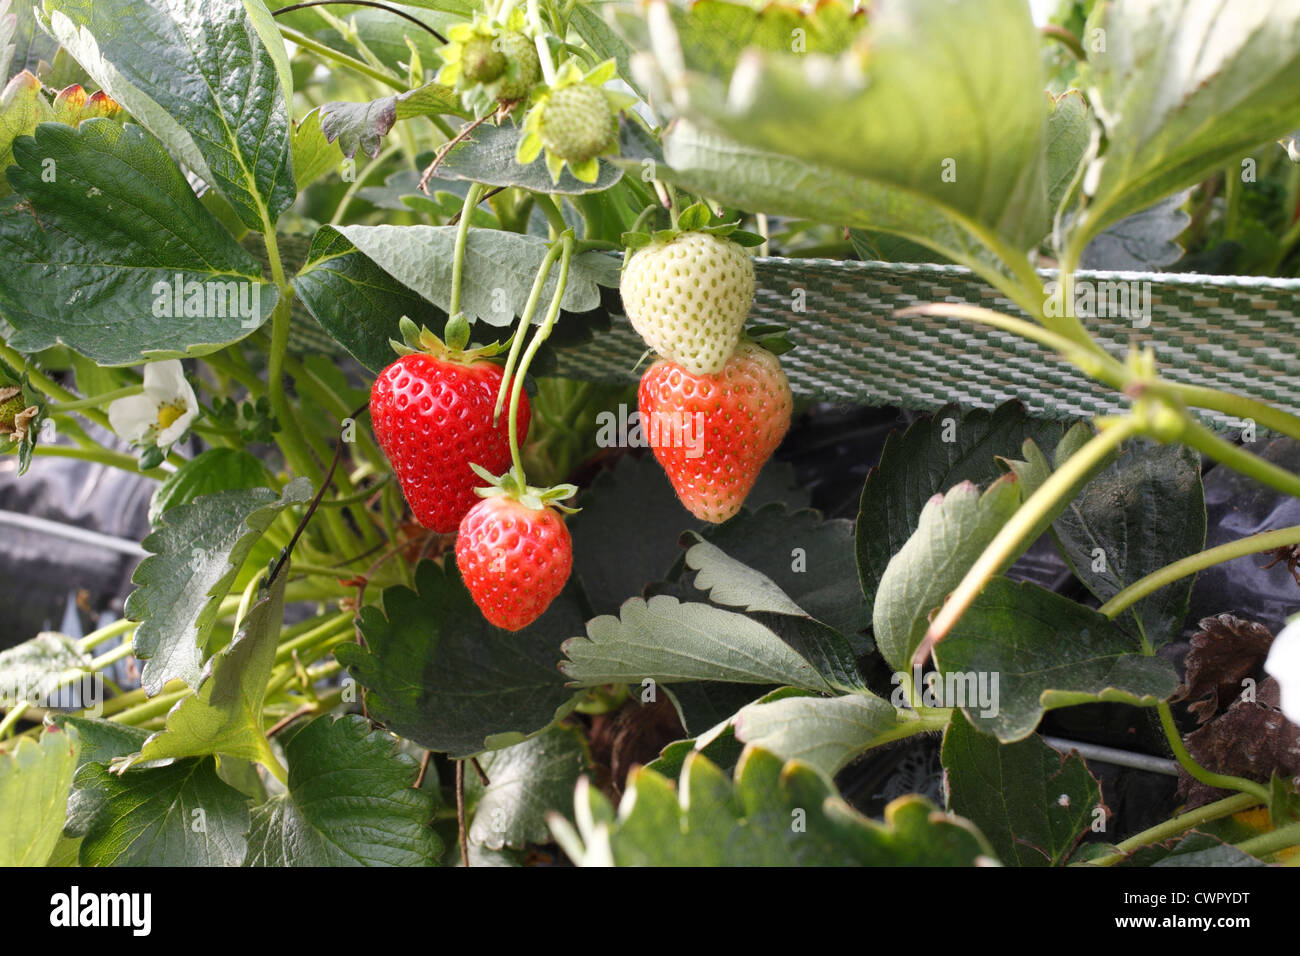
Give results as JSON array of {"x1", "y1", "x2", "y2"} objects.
[
  {"x1": 456, "y1": 494, "x2": 572, "y2": 630},
  {"x1": 371, "y1": 349, "x2": 529, "y2": 534},
  {"x1": 638, "y1": 341, "x2": 793, "y2": 523}
]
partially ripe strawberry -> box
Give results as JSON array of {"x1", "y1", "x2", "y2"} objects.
[
  {"x1": 538, "y1": 82, "x2": 616, "y2": 163},
  {"x1": 456, "y1": 495, "x2": 573, "y2": 631},
  {"x1": 371, "y1": 351, "x2": 529, "y2": 534},
  {"x1": 638, "y1": 341, "x2": 792, "y2": 523},
  {"x1": 621, "y1": 231, "x2": 755, "y2": 375}
]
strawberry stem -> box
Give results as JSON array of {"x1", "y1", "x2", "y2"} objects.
[
  {"x1": 506, "y1": 231, "x2": 574, "y2": 482},
  {"x1": 449, "y1": 183, "x2": 484, "y2": 320},
  {"x1": 494, "y1": 235, "x2": 565, "y2": 423}
]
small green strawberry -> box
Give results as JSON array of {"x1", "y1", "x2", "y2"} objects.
[
  {"x1": 493, "y1": 31, "x2": 540, "y2": 102},
  {"x1": 460, "y1": 35, "x2": 506, "y2": 85},
  {"x1": 516, "y1": 58, "x2": 636, "y2": 183},
  {"x1": 437, "y1": 14, "x2": 540, "y2": 112},
  {"x1": 621, "y1": 230, "x2": 756, "y2": 375}
]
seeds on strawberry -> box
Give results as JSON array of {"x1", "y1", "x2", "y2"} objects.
[
  {"x1": 638, "y1": 341, "x2": 792, "y2": 523},
  {"x1": 538, "y1": 82, "x2": 616, "y2": 163},
  {"x1": 620, "y1": 231, "x2": 755, "y2": 376},
  {"x1": 456, "y1": 495, "x2": 573, "y2": 631},
  {"x1": 370, "y1": 354, "x2": 530, "y2": 534}
]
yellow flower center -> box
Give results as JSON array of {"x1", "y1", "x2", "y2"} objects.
[{"x1": 156, "y1": 401, "x2": 186, "y2": 431}]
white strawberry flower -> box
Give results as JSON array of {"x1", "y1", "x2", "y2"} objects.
[
  {"x1": 1265, "y1": 615, "x2": 1300, "y2": 725},
  {"x1": 107, "y1": 359, "x2": 197, "y2": 448}
]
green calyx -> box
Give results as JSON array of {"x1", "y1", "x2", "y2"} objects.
[
  {"x1": 620, "y1": 201, "x2": 766, "y2": 251},
  {"x1": 468, "y1": 462, "x2": 580, "y2": 514},
  {"x1": 388, "y1": 314, "x2": 507, "y2": 365}
]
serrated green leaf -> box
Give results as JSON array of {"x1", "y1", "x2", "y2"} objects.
[
  {"x1": 568, "y1": 454, "x2": 810, "y2": 617},
  {"x1": 561, "y1": 594, "x2": 839, "y2": 694},
  {"x1": 556, "y1": 745, "x2": 995, "y2": 866},
  {"x1": 932, "y1": 578, "x2": 1180, "y2": 742},
  {"x1": 942, "y1": 710, "x2": 1102, "y2": 866},
  {"x1": 0, "y1": 120, "x2": 278, "y2": 365},
  {"x1": 439, "y1": 121, "x2": 623, "y2": 194},
  {"x1": 687, "y1": 503, "x2": 865, "y2": 653},
  {"x1": 149, "y1": 447, "x2": 275, "y2": 527},
  {"x1": 856, "y1": 402, "x2": 1059, "y2": 611},
  {"x1": 645, "y1": 0, "x2": 1048, "y2": 256},
  {"x1": 0, "y1": 631, "x2": 92, "y2": 707},
  {"x1": 77, "y1": 756, "x2": 248, "y2": 866},
  {"x1": 730, "y1": 690, "x2": 917, "y2": 779},
  {"x1": 1046, "y1": 89, "x2": 1091, "y2": 217},
  {"x1": 467, "y1": 723, "x2": 589, "y2": 851},
  {"x1": 244, "y1": 714, "x2": 441, "y2": 866},
  {"x1": 873, "y1": 475, "x2": 1021, "y2": 673},
  {"x1": 340, "y1": 560, "x2": 583, "y2": 758},
  {"x1": 681, "y1": 535, "x2": 865, "y2": 692},
  {"x1": 291, "y1": 106, "x2": 344, "y2": 190},
  {"x1": 0, "y1": 726, "x2": 80, "y2": 866},
  {"x1": 1049, "y1": 440, "x2": 1205, "y2": 647},
  {"x1": 292, "y1": 226, "x2": 445, "y2": 373},
  {"x1": 121, "y1": 569, "x2": 287, "y2": 769},
  {"x1": 52, "y1": 716, "x2": 151, "y2": 838},
  {"x1": 1079, "y1": 191, "x2": 1191, "y2": 271},
  {"x1": 0, "y1": 69, "x2": 53, "y2": 195},
  {"x1": 124, "y1": 478, "x2": 312, "y2": 696},
  {"x1": 331, "y1": 223, "x2": 617, "y2": 326},
  {"x1": 1073, "y1": 0, "x2": 1300, "y2": 251},
  {"x1": 44, "y1": 0, "x2": 296, "y2": 230}
]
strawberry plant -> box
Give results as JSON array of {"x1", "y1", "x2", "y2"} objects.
[{"x1": 1, "y1": 0, "x2": 1300, "y2": 880}]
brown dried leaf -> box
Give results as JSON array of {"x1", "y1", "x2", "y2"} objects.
[
  {"x1": 1178, "y1": 677, "x2": 1300, "y2": 808},
  {"x1": 1176, "y1": 614, "x2": 1273, "y2": 724}
]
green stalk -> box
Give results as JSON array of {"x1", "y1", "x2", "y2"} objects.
[
  {"x1": 1235, "y1": 820, "x2": 1300, "y2": 860},
  {"x1": 1178, "y1": 417, "x2": 1300, "y2": 500},
  {"x1": 77, "y1": 617, "x2": 137, "y2": 654},
  {"x1": 1155, "y1": 381, "x2": 1300, "y2": 444},
  {"x1": 1157, "y1": 701, "x2": 1269, "y2": 802},
  {"x1": 449, "y1": 184, "x2": 484, "y2": 320},
  {"x1": 278, "y1": 25, "x2": 404, "y2": 89},
  {"x1": 533, "y1": 193, "x2": 569, "y2": 237},
  {"x1": 33, "y1": 444, "x2": 162, "y2": 477},
  {"x1": 1099, "y1": 524, "x2": 1300, "y2": 619},
  {"x1": 494, "y1": 240, "x2": 565, "y2": 422},
  {"x1": 920, "y1": 417, "x2": 1140, "y2": 660},
  {"x1": 506, "y1": 233, "x2": 573, "y2": 481},
  {"x1": 0, "y1": 702, "x2": 30, "y2": 739},
  {"x1": 331, "y1": 142, "x2": 402, "y2": 226},
  {"x1": 1085, "y1": 792, "x2": 1261, "y2": 866},
  {"x1": 48, "y1": 385, "x2": 142, "y2": 412},
  {"x1": 897, "y1": 303, "x2": 1128, "y2": 389}
]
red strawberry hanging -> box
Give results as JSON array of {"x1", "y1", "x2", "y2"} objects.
[
  {"x1": 370, "y1": 318, "x2": 530, "y2": 533},
  {"x1": 455, "y1": 466, "x2": 578, "y2": 631},
  {"x1": 638, "y1": 340, "x2": 793, "y2": 523}
]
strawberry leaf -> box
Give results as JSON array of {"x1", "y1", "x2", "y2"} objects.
[
  {"x1": 932, "y1": 578, "x2": 1179, "y2": 742},
  {"x1": 942, "y1": 710, "x2": 1103, "y2": 867},
  {"x1": 124, "y1": 479, "x2": 312, "y2": 696},
  {"x1": 0, "y1": 726, "x2": 80, "y2": 866},
  {"x1": 551, "y1": 745, "x2": 995, "y2": 866},
  {"x1": 339, "y1": 560, "x2": 584, "y2": 758},
  {"x1": 118, "y1": 569, "x2": 288, "y2": 770},
  {"x1": 77, "y1": 757, "x2": 249, "y2": 867},
  {"x1": 465, "y1": 724, "x2": 591, "y2": 852},
  {"x1": 244, "y1": 715, "x2": 441, "y2": 867}
]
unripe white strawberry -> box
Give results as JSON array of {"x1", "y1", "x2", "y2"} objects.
[{"x1": 620, "y1": 231, "x2": 755, "y2": 376}]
